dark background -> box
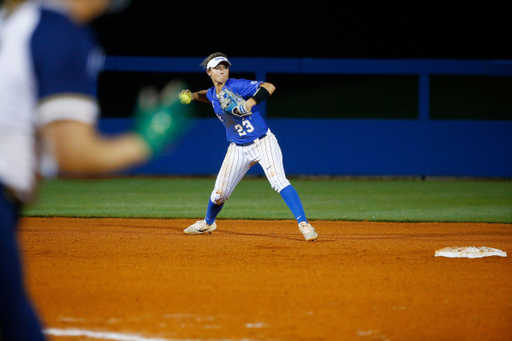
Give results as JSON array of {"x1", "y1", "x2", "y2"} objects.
[
  {"x1": 92, "y1": 1, "x2": 511, "y2": 120},
  {"x1": 93, "y1": 1, "x2": 509, "y2": 60}
]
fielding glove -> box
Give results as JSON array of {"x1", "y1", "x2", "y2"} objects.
[{"x1": 219, "y1": 88, "x2": 252, "y2": 117}]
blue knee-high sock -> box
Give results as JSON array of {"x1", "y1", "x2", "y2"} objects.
[
  {"x1": 280, "y1": 185, "x2": 308, "y2": 223},
  {"x1": 204, "y1": 199, "x2": 223, "y2": 225}
]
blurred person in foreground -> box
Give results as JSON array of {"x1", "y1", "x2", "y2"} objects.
[{"x1": 0, "y1": 0, "x2": 187, "y2": 339}]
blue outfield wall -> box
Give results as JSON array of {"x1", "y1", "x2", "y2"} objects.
[
  {"x1": 100, "y1": 57, "x2": 512, "y2": 177},
  {"x1": 99, "y1": 118, "x2": 512, "y2": 177}
]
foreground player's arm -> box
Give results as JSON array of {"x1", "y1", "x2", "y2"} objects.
[
  {"x1": 245, "y1": 82, "x2": 275, "y2": 112},
  {"x1": 40, "y1": 120, "x2": 150, "y2": 173},
  {"x1": 38, "y1": 81, "x2": 185, "y2": 174}
]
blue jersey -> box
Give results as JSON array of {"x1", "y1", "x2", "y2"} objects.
[{"x1": 206, "y1": 78, "x2": 269, "y2": 144}]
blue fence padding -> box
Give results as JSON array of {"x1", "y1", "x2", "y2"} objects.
[
  {"x1": 100, "y1": 56, "x2": 512, "y2": 177},
  {"x1": 104, "y1": 57, "x2": 512, "y2": 76},
  {"x1": 99, "y1": 118, "x2": 512, "y2": 177}
]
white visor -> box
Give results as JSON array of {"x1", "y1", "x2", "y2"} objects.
[{"x1": 207, "y1": 57, "x2": 231, "y2": 69}]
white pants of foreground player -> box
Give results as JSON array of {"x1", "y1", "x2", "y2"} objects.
[{"x1": 210, "y1": 129, "x2": 291, "y2": 205}]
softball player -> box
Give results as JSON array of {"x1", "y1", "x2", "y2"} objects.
[
  {"x1": 0, "y1": 1, "x2": 182, "y2": 339},
  {"x1": 181, "y1": 53, "x2": 318, "y2": 242}
]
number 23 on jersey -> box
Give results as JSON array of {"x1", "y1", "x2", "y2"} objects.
[{"x1": 235, "y1": 120, "x2": 254, "y2": 136}]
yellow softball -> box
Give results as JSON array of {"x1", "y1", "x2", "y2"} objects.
[{"x1": 179, "y1": 91, "x2": 192, "y2": 105}]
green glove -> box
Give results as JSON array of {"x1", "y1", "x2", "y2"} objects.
[{"x1": 134, "y1": 80, "x2": 190, "y2": 156}]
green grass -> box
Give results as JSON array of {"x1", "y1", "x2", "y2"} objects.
[{"x1": 22, "y1": 177, "x2": 512, "y2": 223}]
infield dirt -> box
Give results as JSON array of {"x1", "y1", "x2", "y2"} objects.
[{"x1": 19, "y1": 218, "x2": 512, "y2": 341}]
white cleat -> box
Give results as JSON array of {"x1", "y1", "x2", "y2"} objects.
[
  {"x1": 183, "y1": 220, "x2": 217, "y2": 235},
  {"x1": 299, "y1": 222, "x2": 318, "y2": 241}
]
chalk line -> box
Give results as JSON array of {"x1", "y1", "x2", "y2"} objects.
[
  {"x1": 44, "y1": 328, "x2": 261, "y2": 341},
  {"x1": 44, "y1": 328, "x2": 169, "y2": 341}
]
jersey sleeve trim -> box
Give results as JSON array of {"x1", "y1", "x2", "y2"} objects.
[{"x1": 37, "y1": 95, "x2": 98, "y2": 127}]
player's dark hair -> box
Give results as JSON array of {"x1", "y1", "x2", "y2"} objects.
[{"x1": 201, "y1": 52, "x2": 228, "y2": 69}]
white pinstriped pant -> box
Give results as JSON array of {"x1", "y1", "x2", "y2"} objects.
[{"x1": 210, "y1": 129, "x2": 291, "y2": 205}]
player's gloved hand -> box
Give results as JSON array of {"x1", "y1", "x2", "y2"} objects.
[
  {"x1": 220, "y1": 89, "x2": 252, "y2": 117},
  {"x1": 134, "y1": 80, "x2": 190, "y2": 156},
  {"x1": 232, "y1": 101, "x2": 251, "y2": 117}
]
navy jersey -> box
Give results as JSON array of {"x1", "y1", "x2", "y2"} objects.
[
  {"x1": 0, "y1": 3, "x2": 104, "y2": 340},
  {"x1": 0, "y1": 1, "x2": 101, "y2": 199},
  {"x1": 32, "y1": 6, "x2": 101, "y2": 100},
  {"x1": 206, "y1": 78, "x2": 269, "y2": 144}
]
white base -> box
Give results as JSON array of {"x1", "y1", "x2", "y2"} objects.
[{"x1": 435, "y1": 246, "x2": 507, "y2": 258}]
